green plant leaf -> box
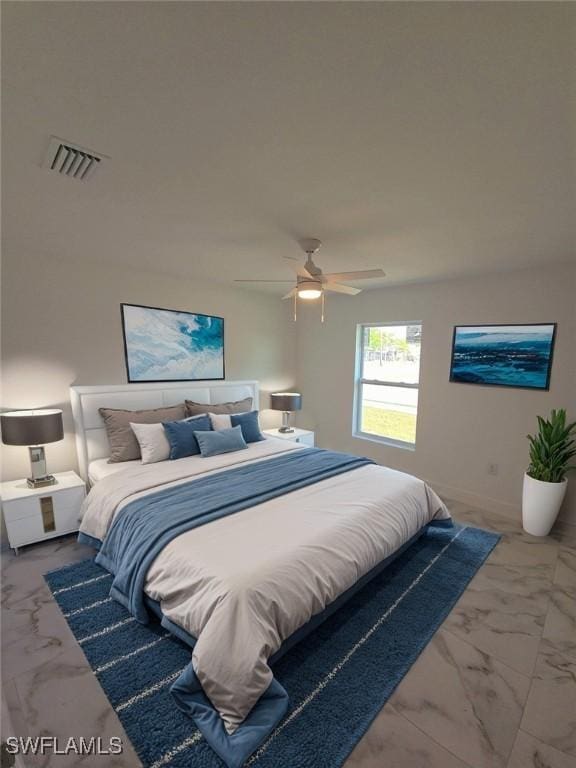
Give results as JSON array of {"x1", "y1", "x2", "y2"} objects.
[{"x1": 526, "y1": 408, "x2": 576, "y2": 482}]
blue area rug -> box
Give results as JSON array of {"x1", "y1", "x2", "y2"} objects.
[{"x1": 45, "y1": 524, "x2": 499, "y2": 768}]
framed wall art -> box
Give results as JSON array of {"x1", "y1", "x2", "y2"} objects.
[
  {"x1": 121, "y1": 303, "x2": 225, "y2": 382},
  {"x1": 449, "y1": 323, "x2": 556, "y2": 390}
]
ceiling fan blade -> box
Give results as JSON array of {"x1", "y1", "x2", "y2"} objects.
[
  {"x1": 282, "y1": 288, "x2": 297, "y2": 300},
  {"x1": 322, "y1": 269, "x2": 385, "y2": 281},
  {"x1": 324, "y1": 282, "x2": 362, "y2": 295},
  {"x1": 234, "y1": 279, "x2": 294, "y2": 283},
  {"x1": 288, "y1": 262, "x2": 313, "y2": 279}
]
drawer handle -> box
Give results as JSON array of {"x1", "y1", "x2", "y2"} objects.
[{"x1": 40, "y1": 497, "x2": 56, "y2": 533}]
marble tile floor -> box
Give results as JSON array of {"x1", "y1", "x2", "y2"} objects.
[{"x1": 1, "y1": 502, "x2": 574, "y2": 768}]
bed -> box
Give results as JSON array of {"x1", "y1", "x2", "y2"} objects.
[{"x1": 70, "y1": 381, "x2": 450, "y2": 768}]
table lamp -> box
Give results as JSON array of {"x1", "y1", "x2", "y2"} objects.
[
  {"x1": 1, "y1": 409, "x2": 64, "y2": 488},
  {"x1": 270, "y1": 392, "x2": 302, "y2": 434}
]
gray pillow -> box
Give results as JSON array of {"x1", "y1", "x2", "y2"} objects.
[
  {"x1": 99, "y1": 404, "x2": 186, "y2": 463},
  {"x1": 185, "y1": 397, "x2": 252, "y2": 418}
]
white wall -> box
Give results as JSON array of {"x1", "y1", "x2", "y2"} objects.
[
  {"x1": 0, "y1": 252, "x2": 296, "y2": 482},
  {"x1": 296, "y1": 264, "x2": 576, "y2": 524},
  {"x1": 2, "y1": 256, "x2": 575, "y2": 529}
]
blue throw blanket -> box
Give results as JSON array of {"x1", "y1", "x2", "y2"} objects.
[{"x1": 90, "y1": 448, "x2": 373, "y2": 768}]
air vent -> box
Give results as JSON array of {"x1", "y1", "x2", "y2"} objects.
[{"x1": 42, "y1": 136, "x2": 108, "y2": 181}]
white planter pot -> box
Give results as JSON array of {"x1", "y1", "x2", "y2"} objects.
[{"x1": 522, "y1": 473, "x2": 567, "y2": 536}]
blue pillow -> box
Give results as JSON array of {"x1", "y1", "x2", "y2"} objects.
[
  {"x1": 230, "y1": 410, "x2": 264, "y2": 443},
  {"x1": 194, "y1": 426, "x2": 247, "y2": 458},
  {"x1": 163, "y1": 415, "x2": 212, "y2": 459}
]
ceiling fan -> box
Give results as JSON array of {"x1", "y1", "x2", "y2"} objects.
[{"x1": 234, "y1": 238, "x2": 385, "y2": 321}]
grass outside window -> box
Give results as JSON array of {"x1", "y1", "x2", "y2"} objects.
[{"x1": 360, "y1": 405, "x2": 417, "y2": 444}]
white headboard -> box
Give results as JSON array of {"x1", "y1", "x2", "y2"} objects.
[{"x1": 70, "y1": 380, "x2": 259, "y2": 482}]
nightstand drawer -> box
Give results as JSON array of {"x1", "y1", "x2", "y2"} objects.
[
  {"x1": 5, "y1": 508, "x2": 81, "y2": 548},
  {"x1": 262, "y1": 428, "x2": 315, "y2": 446},
  {"x1": 1, "y1": 471, "x2": 86, "y2": 552},
  {"x1": 2, "y1": 486, "x2": 85, "y2": 523},
  {"x1": 294, "y1": 434, "x2": 315, "y2": 447},
  {"x1": 4, "y1": 487, "x2": 85, "y2": 548}
]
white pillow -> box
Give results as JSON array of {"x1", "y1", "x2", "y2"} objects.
[
  {"x1": 130, "y1": 422, "x2": 170, "y2": 464},
  {"x1": 209, "y1": 413, "x2": 232, "y2": 431}
]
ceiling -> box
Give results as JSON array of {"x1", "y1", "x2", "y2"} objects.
[{"x1": 2, "y1": 2, "x2": 575, "y2": 293}]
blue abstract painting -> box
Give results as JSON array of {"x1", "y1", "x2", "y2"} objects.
[
  {"x1": 449, "y1": 324, "x2": 556, "y2": 390},
  {"x1": 121, "y1": 304, "x2": 224, "y2": 382}
]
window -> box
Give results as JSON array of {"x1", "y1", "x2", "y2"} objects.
[{"x1": 353, "y1": 323, "x2": 422, "y2": 448}]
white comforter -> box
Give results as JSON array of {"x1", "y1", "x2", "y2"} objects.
[{"x1": 80, "y1": 439, "x2": 449, "y2": 732}]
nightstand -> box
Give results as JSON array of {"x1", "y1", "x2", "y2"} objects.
[
  {"x1": 263, "y1": 427, "x2": 315, "y2": 447},
  {"x1": 0, "y1": 471, "x2": 86, "y2": 554}
]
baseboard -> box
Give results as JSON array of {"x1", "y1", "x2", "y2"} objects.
[
  {"x1": 427, "y1": 479, "x2": 521, "y2": 523},
  {"x1": 428, "y1": 478, "x2": 576, "y2": 529}
]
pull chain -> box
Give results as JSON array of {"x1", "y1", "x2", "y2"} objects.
[
  {"x1": 293, "y1": 291, "x2": 297, "y2": 322},
  {"x1": 321, "y1": 291, "x2": 325, "y2": 323}
]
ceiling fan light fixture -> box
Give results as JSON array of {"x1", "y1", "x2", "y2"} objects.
[
  {"x1": 297, "y1": 280, "x2": 322, "y2": 300},
  {"x1": 234, "y1": 237, "x2": 385, "y2": 323}
]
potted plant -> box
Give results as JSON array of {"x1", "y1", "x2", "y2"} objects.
[{"x1": 522, "y1": 409, "x2": 576, "y2": 536}]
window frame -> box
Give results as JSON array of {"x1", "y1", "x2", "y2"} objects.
[{"x1": 352, "y1": 321, "x2": 422, "y2": 450}]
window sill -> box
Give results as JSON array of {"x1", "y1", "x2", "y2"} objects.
[{"x1": 352, "y1": 431, "x2": 416, "y2": 451}]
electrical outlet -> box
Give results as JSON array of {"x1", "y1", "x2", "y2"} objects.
[{"x1": 487, "y1": 463, "x2": 499, "y2": 476}]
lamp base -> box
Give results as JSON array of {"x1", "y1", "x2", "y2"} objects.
[
  {"x1": 27, "y1": 475, "x2": 57, "y2": 489},
  {"x1": 279, "y1": 410, "x2": 295, "y2": 433},
  {"x1": 27, "y1": 446, "x2": 57, "y2": 488}
]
